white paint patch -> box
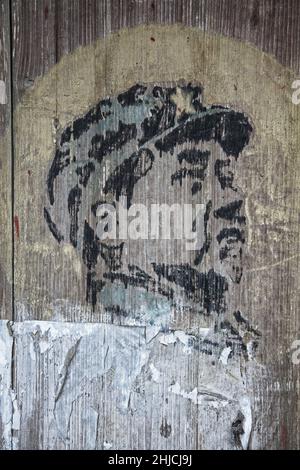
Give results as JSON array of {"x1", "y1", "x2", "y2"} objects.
[
  {"x1": 169, "y1": 382, "x2": 203, "y2": 405},
  {"x1": 219, "y1": 347, "x2": 232, "y2": 365},
  {"x1": 239, "y1": 396, "x2": 252, "y2": 450},
  {"x1": 159, "y1": 332, "x2": 177, "y2": 346},
  {"x1": 103, "y1": 441, "x2": 113, "y2": 450},
  {"x1": 11, "y1": 390, "x2": 20, "y2": 431},
  {"x1": 150, "y1": 363, "x2": 161, "y2": 383},
  {"x1": 168, "y1": 382, "x2": 231, "y2": 408},
  {"x1": 246, "y1": 340, "x2": 257, "y2": 361},
  {"x1": 159, "y1": 330, "x2": 196, "y2": 353},
  {"x1": 0, "y1": 80, "x2": 7, "y2": 104},
  {"x1": 0, "y1": 337, "x2": 8, "y2": 366}
]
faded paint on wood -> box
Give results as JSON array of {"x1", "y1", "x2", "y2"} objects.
[
  {"x1": 0, "y1": 1, "x2": 299, "y2": 450},
  {"x1": 13, "y1": 26, "x2": 300, "y2": 325}
]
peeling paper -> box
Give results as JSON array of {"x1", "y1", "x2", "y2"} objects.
[
  {"x1": 159, "y1": 332, "x2": 177, "y2": 346},
  {"x1": 11, "y1": 321, "x2": 150, "y2": 444},
  {"x1": 168, "y1": 381, "x2": 232, "y2": 408},
  {"x1": 159, "y1": 330, "x2": 197, "y2": 352},
  {"x1": 0, "y1": 321, "x2": 14, "y2": 449},
  {"x1": 0, "y1": 319, "x2": 263, "y2": 449}
]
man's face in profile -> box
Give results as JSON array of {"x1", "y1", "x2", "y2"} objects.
[
  {"x1": 91, "y1": 141, "x2": 246, "y2": 317},
  {"x1": 125, "y1": 139, "x2": 243, "y2": 271},
  {"x1": 45, "y1": 83, "x2": 251, "y2": 319}
]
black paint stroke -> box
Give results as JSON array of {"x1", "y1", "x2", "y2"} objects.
[
  {"x1": 44, "y1": 207, "x2": 64, "y2": 243},
  {"x1": 214, "y1": 200, "x2": 245, "y2": 224},
  {"x1": 155, "y1": 108, "x2": 252, "y2": 158},
  {"x1": 233, "y1": 310, "x2": 261, "y2": 337},
  {"x1": 68, "y1": 185, "x2": 82, "y2": 247},
  {"x1": 216, "y1": 227, "x2": 245, "y2": 244},
  {"x1": 99, "y1": 242, "x2": 124, "y2": 271},
  {"x1": 47, "y1": 148, "x2": 70, "y2": 205},
  {"x1": 139, "y1": 86, "x2": 177, "y2": 145},
  {"x1": 152, "y1": 263, "x2": 228, "y2": 315},
  {"x1": 82, "y1": 221, "x2": 100, "y2": 270},
  {"x1": 105, "y1": 304, "x2": 130, "y2": 318},
  {"x1": 171, "y1": 167, "x2": 207, "y2": 186},
  {"x1": 88, "y1": 120, "x2": 137, "y2": 162},
  {"x1": 61, "y1": 98, "x2": 112, "y2": 145},
  {"x1": 117, "y1": 84, "x2": 147, "y2": 106},
  {"x1": 214, "y1": 158, "x2": 236, "y2": 191},
  {"x1": 75, "y1": 161, "x2": 95, "y2": 187},
  {"x1": 104, "y1": 148, "x2": 154, "y2": 207},
  {"x1": 177, "y1": 149, "x2": 210, "y2": 165},
  {"x1": 194, "y1": 200, "x2": 212, "y2": 266},
  {"x1": 86, "y1": 270, "x2": 105, "y2": 308}
]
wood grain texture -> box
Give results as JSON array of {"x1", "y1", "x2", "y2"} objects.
[
  {"x1": 0, "y1": 0, "x2": 12, "y2": 320},
  {"x1": 11, "y1": 0, "x2": 300, "y2": 103},
  {"x1": 0, "y1": 0, "x2": 299, "y2": 450},
  {"x1": 11, "y1": 0, "x2": 57, "y2": 103}
]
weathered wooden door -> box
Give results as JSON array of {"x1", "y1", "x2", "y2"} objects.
[{"x1": 0, "y1": 0, "x2": 299, "y2": 450}]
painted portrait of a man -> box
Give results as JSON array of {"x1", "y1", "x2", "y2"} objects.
[{"x1": 45, "y1": 82, "x2": 260, "y2": 360}]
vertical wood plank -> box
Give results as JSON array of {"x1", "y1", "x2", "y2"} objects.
[
  {"x1": 0, "y1": 0, "x2": 12, "y2": 319},
  {"x1": 12, "y1": 0, "x2": 57, "y2": 103},
  {"x1": 12, "y1": 0, "x2": 58, "y2": 321}
]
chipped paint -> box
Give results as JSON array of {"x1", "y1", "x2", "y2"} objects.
[{"x1": 0, "y1": 321, "x2": 14, "y2": 449}]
